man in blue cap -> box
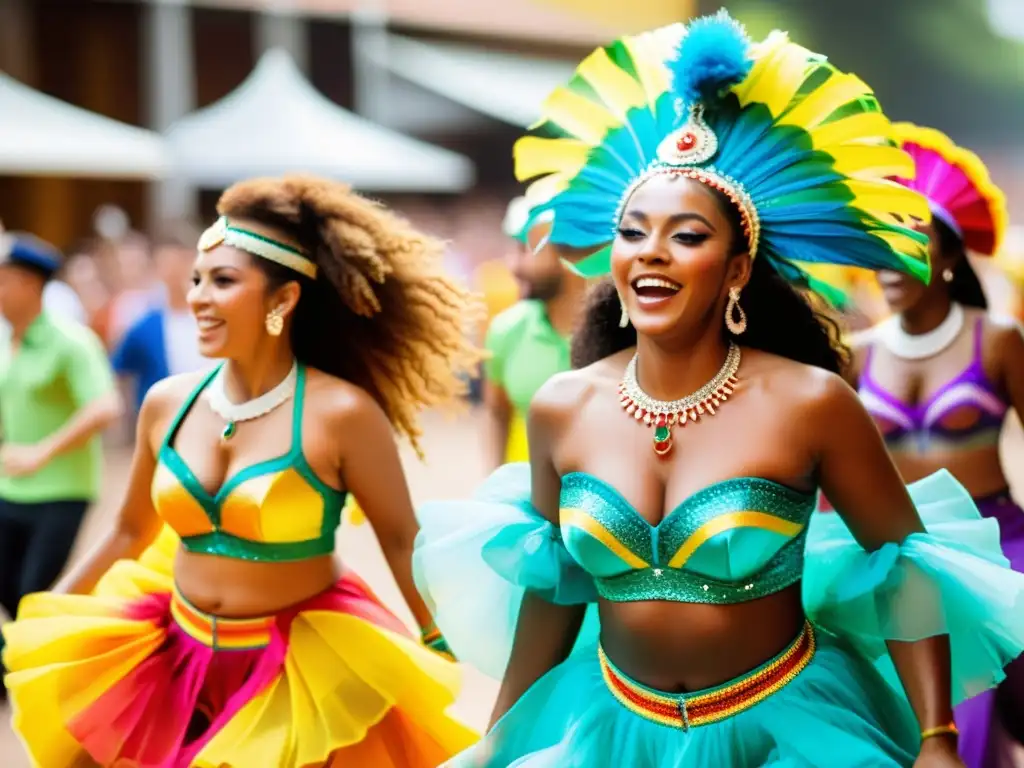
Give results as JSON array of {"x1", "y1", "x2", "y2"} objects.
[{"x1": 0, "y1": 230, "x2": 122, "y2": 700}]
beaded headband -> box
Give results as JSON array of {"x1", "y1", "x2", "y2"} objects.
[
  {"x1": 198, "y1": 216, "x2": 318, "y2": 279},
  {"x1": 615, "y1": 104, "x2": 761, "y2": 258}
]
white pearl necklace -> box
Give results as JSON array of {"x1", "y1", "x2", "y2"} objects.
[
  {"x1": 878, "y1": 303, "x2": 964, "y2": 360},
  {"x1": 207, "y1": 361, "x2": 298, "y2": 440}
]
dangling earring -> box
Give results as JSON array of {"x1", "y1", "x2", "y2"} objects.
[
  {"x1": 265, "y1": 307, "x2": 284, "y2": 337},
  {"x1": 618, "y1": 293, "x2": 630, "y2": 328},
  {"x1": 725, "y1": 286, "x2": 747, "y2": 335},
  {"x1": 942, "y1": 267, "x2": 954, "y2": 283}
]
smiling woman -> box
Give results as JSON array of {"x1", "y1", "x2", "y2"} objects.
[
  {"x1": 414, "y1": 11, "x2": 1024, "y2": 768},
  {"x1": 1, "y1": 175, "x2": 482, "y2": 767},
  {"x1": 574, "y1": 179, "x2": 847, "y2": 376}
]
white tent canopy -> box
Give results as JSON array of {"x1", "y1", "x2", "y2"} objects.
[
  {"x1": 0, "y1": 71, "x2": 169, "y2": 178},
  {"x1": 165, "y1": 49, "x2": 474, "y2": 192},
  {"x1": 362, "y1": 35, "x2": 576, "y2": 129}
]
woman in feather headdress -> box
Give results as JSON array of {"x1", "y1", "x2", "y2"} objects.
[
  {"x1": 413, "y1": 12, "x2": 1024, "y2": 767},
  {"x1": 848, "y1": 125, "x2": 1024, "y2": 767}
]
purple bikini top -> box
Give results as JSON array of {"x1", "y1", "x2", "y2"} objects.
[{"x1": 858, "y1": 318, "x2": 1008, "y2": 451}]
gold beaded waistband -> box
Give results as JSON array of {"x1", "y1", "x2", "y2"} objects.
[
  {"x1": 170, "y1": 585, "x2": 276, "y2": 651},
  {"x1": 599, "y1": 621, "x2": 815, "y2": 730}
]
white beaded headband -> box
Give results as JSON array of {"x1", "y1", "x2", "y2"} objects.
[{"x1": 198, "y1": 216, "x2": 318, "y2": 279}]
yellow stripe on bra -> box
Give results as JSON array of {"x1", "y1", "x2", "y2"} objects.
[
  {"x1": 666, "y1": 511, "x2": 804, "y2": 569},
  {"x1": 560, "y1": 507, "x2": 650, "y2": 569}
]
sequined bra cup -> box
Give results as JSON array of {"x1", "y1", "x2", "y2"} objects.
[
  {"x1": 151, "y1": 364, "x2": 346, "y2": 562},
  {"x1": 558, "y1": 473, "x2": 816, "y2": 604},
  {"x1": 859, "y1": 319, "x2": 1008, "y2": 452}
]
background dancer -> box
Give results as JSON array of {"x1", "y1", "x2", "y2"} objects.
[
  {"x1": 850, "y1": 123, "x2": 1024, "y2": 766},
  {"x1": 482, "y1": 197, "x2": 587, "y2": 469},
  {"x1": 0, "y1": 231, "x2": 122, "y2": 701}
]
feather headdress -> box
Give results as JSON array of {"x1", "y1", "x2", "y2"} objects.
[
  {"x1": 892, "y1": 123, "x2": 1007, "y2": 256},
  {"x1": 514, "y1": 10, "x2": 931, "y2": 300}
]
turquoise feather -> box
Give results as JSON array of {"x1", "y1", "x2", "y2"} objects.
[{"x1": 669, "y1": 10, "x2": 753, "y2": 115}]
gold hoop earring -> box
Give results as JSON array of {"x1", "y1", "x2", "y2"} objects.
[
  {"x1": 618, "y1": 293, "x2": 630, "y2": 328},
  {"x1": 725, "y1": 286, "x2": 747, "y2": 335},
  {"x1": 942, "y1": 267, "x2": 954, "y2": 283},
  {"x1": 265, "y1": 308, "x2": 284, "y2": 337}
]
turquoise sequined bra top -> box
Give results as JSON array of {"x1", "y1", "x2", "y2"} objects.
[{"x1": 558, "y1": 473, "x2": 817, "y2": 604}]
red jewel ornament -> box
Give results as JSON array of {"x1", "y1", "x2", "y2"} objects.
[{"x1": 676, "y1": 132, "x2": 697, "y2": 152}]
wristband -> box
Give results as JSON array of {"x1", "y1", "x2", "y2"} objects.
[{"x1": 920, "y1": 723, "x2": 958, "y2": 741}]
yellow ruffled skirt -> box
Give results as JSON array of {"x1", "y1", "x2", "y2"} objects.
[{"x1": 2, "y1": 526, "x2": 477, "y2": 767}]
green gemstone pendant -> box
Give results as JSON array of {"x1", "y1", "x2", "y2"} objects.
[
  {"x1": 653, "y1": 417, "x2": 673, "y2": 457},
  {"x1": 221, "y1": 421, "x2": 237, "y2": 441}
]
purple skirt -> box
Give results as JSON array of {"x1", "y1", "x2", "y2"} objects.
[{"x1": 956, "y1": 490, "x2": 1024, "y2": 768}]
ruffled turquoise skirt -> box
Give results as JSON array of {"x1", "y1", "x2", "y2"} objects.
[
  {"x1": 416, "y1": 468, "x2": 1024, "y2": 767},
  {"x1": 451, "y1": 629, "x2": 920, "y2": 767}
]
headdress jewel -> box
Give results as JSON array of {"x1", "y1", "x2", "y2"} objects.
[
  {"x1": 199, "y1": 216, "x2": 318, "y2": 279},
  {"x1": 513, "y1": 10, "x2": 931, "y2": 301}
]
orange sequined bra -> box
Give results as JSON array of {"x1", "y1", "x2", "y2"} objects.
[{"x1": 151, "y1": 364, "x2": 346, "y2": 562}]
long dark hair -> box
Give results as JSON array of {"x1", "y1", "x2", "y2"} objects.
[
  {"x1": 571, "y1": 187, "x2": 848, "y2": 374},
  {"x1": 933, "y1": 218, "x2": 988, "y2": 310}
]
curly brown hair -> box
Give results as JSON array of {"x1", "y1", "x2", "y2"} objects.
[{"x1": 216, "y1": 175, "x2": 484, "y2": 454}]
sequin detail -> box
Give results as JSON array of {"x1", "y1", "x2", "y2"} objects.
[
  {"x1": 599, "y1": 622, "x2": 816, "y2": 729},
  {"x1": 559, "y1": 473, "x2": 815, "y2": 605},
  {"x1": 593, "y1": 547, "x2": 804, "y2": 603}
]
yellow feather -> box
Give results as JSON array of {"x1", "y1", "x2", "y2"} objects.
[
  {"x1": 732, "y1": 31, "x2": 788, "y2": 105},
  {"x1": 523, "y1": 173, "x2": 569, "y2": 203},
  {"x1": 513, "y1": 136, "x2": 592, "y2": 181},
  {"x1": 809, "y1": 112, "x2": 891, "y2": 149},
  {"x1": 870, "y1": 229, "x2": 930, "y2": 259},
  {"x1": 577, "y1": 48, "x2": 649, "y2": 120},
  {"x1": 735, "y1": 36, "x2": 809, "y2": 117},
  {"x1": 830, "y1": 145, "x2": 915, "y2": 179},
  {"x1": 541, "y1": 87, "x2": 620, "y2": 146},
  {"x1": 778, "y1": 72, "x2": 872, "y2": 129},
  {"x1": 845, "y1": 180, "x2": 931, "y2": 220},
  {"x1": 621, "y1": 27, "x2": 679, "y2": 106}
]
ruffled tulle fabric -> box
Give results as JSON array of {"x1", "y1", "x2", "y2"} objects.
[
  {"x1": 3, "y1": 526, "x2": 477, "y2": 767},
  {"x1": 414, "y1": 463, "x2": 599, "y2": 680},
  {"x1": 804, "y1": 469, "x2": 1024, "y2": 706},
  {"x1": 415, "y1": 465, "x2": 1024, "y2": 701},
  {"x1": 449, "y1": 631, "x2": 921, "y2": 768}
]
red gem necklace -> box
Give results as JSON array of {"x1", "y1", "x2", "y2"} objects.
[{"x1": 618, "y1": 344, "x2": 741, "y2": 457}]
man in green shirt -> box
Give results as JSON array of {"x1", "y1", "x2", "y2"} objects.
[
  {"x1": 0, "y1": 232, "x2": 122, "y2": 697},
  {"x1": 483, "y1": 198, "x2": 588, "y2": 470}
]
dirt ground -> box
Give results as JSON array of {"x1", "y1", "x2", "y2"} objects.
[{"x1": 2, "y1": 408, "x2": 1022, "y2": 765}]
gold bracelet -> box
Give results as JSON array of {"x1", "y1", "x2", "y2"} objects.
[{"x1": 920, "y1": 723, "x2": 958, "y2": 741}]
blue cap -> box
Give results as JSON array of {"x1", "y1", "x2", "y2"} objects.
[{"x1": 0, "y1": 232, "x2": 63, "y2": 278}]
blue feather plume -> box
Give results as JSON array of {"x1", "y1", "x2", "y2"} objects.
[{"x1": 669, "y1": 9, "x2": 753, "y2": 111}]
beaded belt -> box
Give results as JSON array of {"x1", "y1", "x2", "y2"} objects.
[
  {"x1": 170, "y1": 585, "x2": 276, "y2": 651},
  {"x1": 599, "y1": 621, "x2": 815, "y2": 730}
]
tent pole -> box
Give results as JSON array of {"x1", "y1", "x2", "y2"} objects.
[
  {"x1": 145, "y1": 0, "x2": 197, "y2": 227},
  {"x1": 351, "y1": 0, "x2": 391, "y2": 125}
]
